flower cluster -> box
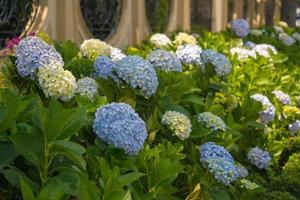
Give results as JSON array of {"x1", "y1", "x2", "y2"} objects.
[
  {"x1": 115, "y1": 56, "x2": 158, "y2": 97},
  {"x1": 148, "y1": 49, "x2": 182, "y2": 72},
  {"x1": 37, "y1": 63, "x2": 76, "y2": 101},
  {"x1": 197, "y1": 112, "x2": 226, "y2": 132},
  {"x1": 199, "y1": 142, "x2": 238, "y2": 185},
  {"x1": 273, "y1": 25, "x2": 284, "y2": 34},
  {"x1": 282, "y1": 105, "x2": 300, "y2": 117},
  {"x1": 279, "y1": 33, "x2": 296, "y2": 46},
  {"x1": 231, "y1": 19, "x2": 250, "y2": 38},
  {"x1": 76, "y1": 77, "x2": 98, "y2": 100},
  {"x1": 251, "y1": 29, "x2": 263, "y2": 36},
  {"x1": 93, "y1": 103, "x2": 147, "y2": 155},
  {"x1": 93, "y1": 56, "x2": 117, "y2": 80},
  {"x1": 230, "y1": 47, "x2": 256, "y2": 60},
  {"x1": 252, "y1": 44, "x2": 277, "y2": 58},
  {"x1": 80, "y1": 39, "x2": 111, "y2": 60},
  {"x1": 247, "y1": 147, "x2": 271, "y2": 169},
  {"x1": 173, "y1": 32, "x2": 197, "y2": 46},
  {"x1": 288, "y1": 120, "x2": 300, "y2": 134},
  {"x1": 272, "y1": 90, "x2": 291, "y2": 105},
  {"x1": 251, "y1": 94, "x2": 275, "y2": 124},
  {"x1": 236, "y1": 165, "x2": 249, "y2": 178},
  {"x1": 201, "y1": 49, "x2": 232, "y2": 76},
  {"x1": 161, "y1": 111, "x2": 192, "y2": 140},
  {"x1": 244, "y1": 41, "x2": 256, "y2": 49},
  {"x1": 240, "y1": 179, "x2": 259, "y2": 190},
  {"x1": 150, "y1": 33, "x2": 171, "y2": 48},
  {"x1": 176, "y1": 44, "x2": 202, "y2": 67},
  {"x1": 15, "y1": 36, "x2": 64, "y2": 79},
  {"x1": 292, "y1": 32, "x2": 300, "y2": 42},
  {"x1": 109, "y1": 47, "x2": 126, "y2": 61}
]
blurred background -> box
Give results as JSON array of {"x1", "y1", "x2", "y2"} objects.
[{"x1": 0, "y1": 0, "x2": 299, "y2": 49}]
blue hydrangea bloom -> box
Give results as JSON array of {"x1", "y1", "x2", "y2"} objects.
[
  {"x1": 247, "y1": 147, "x2": 271, "y2": 169},
  {"x1": 231, "y1": 19, "x2": 250, "y2": 38},
  {"x1": 93, "y1": 103, "x2": 148, "y2": 155},
  {"x1": 199, "y1": 142, "x2": 238, "y2": 185},
  {"x1": 206, "y1": 158, "x2": 239, "y2": 185},
  {"x1": 236, "y1": 165, "x2": 249, "y2": 178},
  {"x1": 147, "y1": 49, "x2": 182, "y2": 72},
  {"x1": 201, "y1": 49, "x2": 232, "y2": 76},
  {"x1": 93, "y1": 55, "x2": 118, "y2": 81},
  {"x1": 244, "y1": 41, "x2": 256, "y2": 49},
  {"x1": 115, "y1": 56, "x2": 158, "y2": 97},
  {"x1": 175, "y1": 44, "x2": 203, "y2": 67},
  {"x1": 272, "y1": 90, "x2": 291, "y2": 105},
  {"x1": 288, "y1": 120, "x2": 300, "y2": 134},
  {"x1": 199, "y1": 142, "x2": 234, "y2": 164},
  {"x1": 15, "y1": 36, "x2": 64, "y2": 79},
  {"x1": 197, "y1": 112, "x2": 227, "y2": 132},
  {"x1": 251, "y1": 94, "x2": 275, "y2": 124}
]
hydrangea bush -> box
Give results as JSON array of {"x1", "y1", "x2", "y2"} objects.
[{"x1": 1, "y1": 18, "x2": 300, "y2": 200}]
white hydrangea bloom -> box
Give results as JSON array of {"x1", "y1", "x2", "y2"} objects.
[{"x1": 150, "y1": 33, "x2": 171, "y2": 48}]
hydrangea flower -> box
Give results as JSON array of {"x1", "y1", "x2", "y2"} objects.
[
  {"x1": 272, "y1": 90, "x2": 291, "y2": 105},
  {"x1": 292, "y1": 32, "x2": 300, "y2": 42},
  {"x1": 109, "y1": 47, "x2": 126, "y2": 61},
  {"x1": 240, "y1": 179, "x2": 259, "y2": 190},
  {"x1": 176, "y1": 44, "x2": 202, "y2": 67},
  {"x1": 37, "y1": 63, "x2": 76, "y2": 101},
  {"x1": 236, "y1": 165, "x2": 249, "y2": 178},
  {"x1": 76, "y1": 77, "x2": 98, "y2": 99},
  {"x1": 251, "y1": 29, "x2": 263, "y2": 36},
  {"x1": 253, "y1": 44, "x2": 277, "y2": 58},
  {"x1": 200, "y1": 142, "x2": 234, "y2": 164},
  {"x1": 150, "y1": 33, "x2": 171, "y2": 48},
  {"x1": 247, "y1": 147, "x2": 271, "y2": 169},
  {"x1": 231, "y1": 19, "x2": 250, "y2": 38},
  {"x1": 115, "y1": 56, "x2": 158, "y2": 97},
  {"x1": 199, "y1": 142, "x2": 238, "y2": 185},
  {"x1": 93, "y1": 55, "x2": 118, "y2": 80},
  {"x1": 230, "y1": 47, "x2": 256, "y2": 60},
  {"x1": 206, "y1": 158, "x2": 239, "y2": 185},
  {"x1": 288, "y1": 120, "x2": 300, "y2": 134},
  {"x1": 273, "y1": 25, "x2": 284, "y2": 34},
  {"x1": 80, "y1": 39, "x2": 111, "y2": 60},
  {"x1": 251, "y1": 93, "x2": 275, "y2": 124},
  {"x1": 15, "y1": 36, "x2": 64, "y2": 79},
  {"x1": 244, "y1": 41, "x2": 256, "y2": 49},
  {"x1": 277, "y1": 21, "x2": 288, "y2": 28},
  {"x1": 201, "y1": 49, "x2": 232, "y2": 76},
  {"x1": 197, "y1": 112, "x2": 227, "y2": 132},
  {"x1": 93, "y1": 103, "x2": 147, "y2": 155},
  {"x1": 148, "y1": 49, "x2": 182, "y2": 72},
  {"x1": 161, "y1": 111, "x2": 192, "y2": 140},
  {"x1": 279, "y1": 33, "x2": 296, "y2": 46},
  {"x1": 173, "y1": 32, "x2": 197, "y2": 46}
]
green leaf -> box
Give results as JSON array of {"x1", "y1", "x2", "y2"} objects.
[
  {"x1": 0, "y1": 143, "x2": 18, "y2": 166},
  {"x1": 104, "y1": 191, "x2": 132, "y2": 200},
  {"x1": 60, "y1": 40, "x2": 80, "y2": 63},
  {"x1": 52, "y1": 140, "x2": 86, "y2": 170},
  {"x1": 20, "y1": 178, "x2": 35, "y2": 200},
  {"x1": 118, "y1": 172, "x2": 145, "y2": 186},
  {"x1": 38, "y1": 180, "x2": 69, "y2": 200}
]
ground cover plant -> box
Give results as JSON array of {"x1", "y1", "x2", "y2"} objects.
[{"x1": 0, "y1": 20, "x2": 300, "y2": 200}]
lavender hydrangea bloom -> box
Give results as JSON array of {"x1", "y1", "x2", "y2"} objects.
[
  {"x1": 115, "y1": 56, "x2": 158, "y2": 97},
  {"x1": 288, "y1": 120, "x2": 300, "y2": 134},
  {"x1": 148, "y1": 49, "x2": 182, "y2": 72},
  {"x1": 201, "y1": 49, "x2": 232, "y2": 76},
  {"x1": 93, "y1": 103, "x2": 148, "y2": 155},
  {"x1": 200, "y1": 142, "x2": 234, "y2": 164},
  {"x1": 176, "y1": 44, "x2": 203, "y2": 67},
  {"x1": 251, "y1": 94, "x2": 275, "y2": 124},
  {"x1": 199, "y1": 142, "x2": 238, "y2": 185},
  {"x1": 244, "y1": 41, "x2": 256, "y2": 49},
  {"x1": 272, "y1": 90, "x2": 291, "y2": 105},
  {"x1": 93, "y1": 55, "x2": 118, "y2": 80},
  {"x1": 197, "y1": 112, "x2": 227, "y2": 132},
  {"x1": 247, "y1": 147, "x2": 271, "y2": 169},
  {"x1": 76, "y1": 77, "x2": 98, "y2": 99},
  {"x1": 15, "y1": 36, "x2": 64, "y2": 79},
  {"x1": 236, "y1": 165, "x2": 249, "y2": 178},
  {"x1": 279, "y1": 33, "x2": 296, "y2": 46},
  {"x1": 231, "y1": 19, "x2": 250, "y2": 38}
]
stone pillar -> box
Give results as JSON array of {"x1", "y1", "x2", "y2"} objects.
[
  {"x1": 166, "y1": 0, "x2": 191, "y2": 32},
  {"x1": 256, "y1": 0, "x2": 265, "y2": 26},
  {"x1": 212, "y1": 0, "x2": 228, "y2": 32},
  {"x1": 247, "y1": 0, "x2": 255, "y2": 27}
]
